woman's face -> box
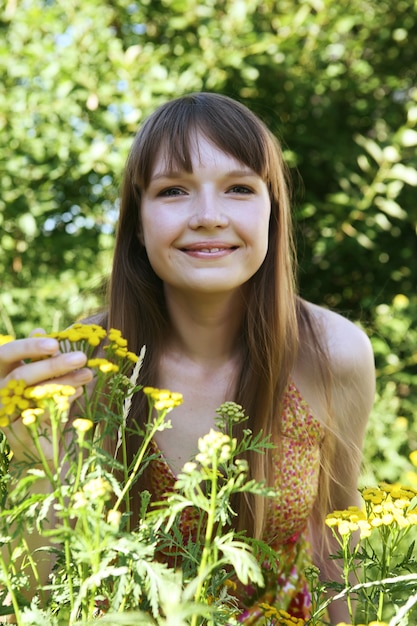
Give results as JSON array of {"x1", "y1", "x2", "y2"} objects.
[{"x1": 140, "y1": 133, "x2": 271, "y2": 299}]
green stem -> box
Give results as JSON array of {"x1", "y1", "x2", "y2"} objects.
[
  {"x1": 0, "y1": 550, "x2": 22, "y2": 624},
  {"x1": 121, "y1": 420, "x2": 131, "y2": 527},
  {"x1": 377, "y1": 528, "x2": 388, "y2": 621},
  {"x1": 30, "y1": 420, "x2": 76, "y2": 610},
  {"x1": 191, "y1": 455, "x2": 218, "y2": 626},
  {"x1": 21, "y1": 537, "x2": 47, "y2": 607},
  {"x1": 112, "y1": 408, "x2": 167, "y2": 513},
  {"x1": 342, "y1": 535, "x2": 354, "y2": 622},
  {"x1": 72, "y1": 432, "x2": 85, "y2": 496}
]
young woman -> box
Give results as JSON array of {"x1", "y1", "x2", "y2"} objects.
[{"x1": 0, "y1": 93, "x2": 375, "y2": 623}]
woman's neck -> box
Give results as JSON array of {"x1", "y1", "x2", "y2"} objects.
[{"x1": 163, "y1": 287, "x2": 245, "y2": 364}]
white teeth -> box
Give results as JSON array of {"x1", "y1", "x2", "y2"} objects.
[{"x1": 200, "y1": 248, "x2": 221, "y2": 253}]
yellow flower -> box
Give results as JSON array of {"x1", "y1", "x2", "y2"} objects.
[
  {"x1": 361, "y1": 487, "x2": 385, "y2": 504},
  {"x1": 224, "y1": 578, "x2": 237, "y2": 592},
  {"x1": 195, "y1": 429, "x2": 236, "y2": 466},
  {"x1": 410, "y1": 450, "x2": 417, "y2": 467},
  {"x1": 67, "y1": 323, "x2": 107, "y2": 345},
  {"x1": 34, "y1": 324, "x2": 107, "y2": 350},
  {"x1": 108, "y1": 328, "x2": 128, "y2": 347},
  {"x1": 107, "y1": 509, "x2": 122, "y2": 527},
  {"x1": 258, "y1": 602, "x2": 279, "y2": 619},
  {"x1": 0, "y1": 415, "x2": 10, "y2": 427},
  {"x1": 87, "y1": 358, "x2": 119, "y2": 373},
  {"x1": 25, "y1": 384, "x2": 75, "y2": 400},
  {"x1": 356, "y1": 519, "x2": 371, "y2": 536},
  {"x1": 105, "y1": 344, "x2": 139, "y2": 364},
  {"x1": 73, "y1": 491, "x2": 89, "y2": 509},
  {"x1": 276, "y1": 610, "x2": 305, "y2": 625},
  {"x1": 73, "y1": 418, "x2": 94, "y2": 433},
  {"x1": 126, "y1": 351, "x2": 139, "y2": 363},
  {"x1": 21, "y1": 407, "x2": 45, "y2": 426},
  {"x1": 143, "y1": 387, "x2": 183, "y2": 412},
  {"x1": 0, "y1": 335, "x2": 14, "y2": 346},
  {"x1": 181, "y1": 461, "x2": 198, "y2": 474},
  {"x1": 0, "y1": 379, "x2": 31, "y2": 420},
  {"x1": 335, "y1": 623, "x2": 388, "y2": 626},
  {"x1": 406, "y1": 513, "x2": 417, "y2": 525},
  {"x1": 83, "y1": 477, "x2": 112, "y2": 500}
]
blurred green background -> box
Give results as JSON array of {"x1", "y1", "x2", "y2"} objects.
[{"x1": 1, "y1": 0, "x2": 416, "y2": 487}]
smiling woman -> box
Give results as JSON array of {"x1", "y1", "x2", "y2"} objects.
[{"x1": 0, "y1": 92, "x2": 375, "y2": 624}]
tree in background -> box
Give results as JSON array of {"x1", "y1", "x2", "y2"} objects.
[{"x1": 1, "y1": 0, "x2": 416, "y2": 482}]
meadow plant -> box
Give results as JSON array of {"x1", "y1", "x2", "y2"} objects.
[
  {"x1": 323, "y1": 484, "x2": 417, "y2": 625},
  {"x1": 0, "y1": 325, "x2": 273, "y2": 625},
  {"x1": 0, "y1": 326, "x2": 417, "y2": 626}
]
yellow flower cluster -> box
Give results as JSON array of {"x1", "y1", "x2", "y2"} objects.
[
  {"x1": 0, "y1": 334, "x2": 14, "y2": 346},
  {"x1": 257, "y1": 605, "x2": 305, "y2": 625},
  {"x1": 31, "y1": 324, "x2": 138, "y2": 365},
  {"x1": 195, "y1": 429, "x2": 236, "y2": 466},
  {"x1": 72, "y1": 477, "x2": 113, "y2": 510},
  {"x1": 73, "y1": 418, "x2": 94, "y2": 433},
  {"x1": 87, "y1": 358, "x2": 119, "y2": 373},
  {"x1": 0, "y1": 380, "x2": 30, "y2": 425},
  {"x1": 326, "y1": 483, "x2": 417, "y2": 538},
  {"x1": 104, "y1": 327, "x2": 139, "y2": 363},
  {"x1": 0, "y1": 379, "x2": 75, "y2": 427},
  {"x1": 33, "y1": 323, "x2": 107, "y2": 348},
  {"x1": 143, "y1": 386, "x2": 183, "y2": 412},
  {"x1": 335, "y1": 622, "x2": 387, "y2": 626}
]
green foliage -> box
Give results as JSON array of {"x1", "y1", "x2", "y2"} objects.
[
  {"x1": 364, "y1": 295, "x2": 417, "y2": 486},
  {"x1": 0, "y1": 0, "x2": 416, "y2": 494}
]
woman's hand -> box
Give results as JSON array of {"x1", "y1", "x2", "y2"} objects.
[{"x1": 0, "y1": 329, "x2": 93, "y2": 463}]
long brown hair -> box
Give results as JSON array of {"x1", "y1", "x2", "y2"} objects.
[{"x1": 108, "y1": 93, "x2": 329, "y2": 539}]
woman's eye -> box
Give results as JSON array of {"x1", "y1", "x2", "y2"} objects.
[
  {"x1": 158, "y1": 187, "x2": 186, "y2": 197},
  {"x1": 228, "y1": 185, "x2": 253, "y2": 194}
]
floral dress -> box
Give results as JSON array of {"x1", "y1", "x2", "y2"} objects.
[{"x1": 149, "y1": 382, "x2": 325, "y2": 623}]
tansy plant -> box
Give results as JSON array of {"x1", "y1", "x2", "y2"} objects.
[
  {"x1": 1, "y1": 327, "x2": 417, "y2": 626},
  {"x1": 0, "y1": 325, "x2": 277, "y2": 626},
  {"x1": 323, "y1": 483, "x2": 417, "y2": 625}
]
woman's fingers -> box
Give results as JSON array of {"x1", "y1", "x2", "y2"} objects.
[
  {"x1": 43, "y1": 366, "x2": 94, "y2": 389},
  {"x1": 0, "y1": 337, "x2": 59, "y2": 372},
  {"x1": 3, "y1": 350, "x2": 89, "y2": 387},
  {"x1": 0, "y1": 333, "x2": 95, "y2": 390}
]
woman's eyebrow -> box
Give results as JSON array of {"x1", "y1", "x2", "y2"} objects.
[
  {"x1": 151, "y1": 168, "x2": 257, "y2": 180},
  {"x1": 150, "y1": 170, "x2": 188, "y2": 181},
  {"x1": 224, "y1": 169, "x2": 257, "y2": 178}
]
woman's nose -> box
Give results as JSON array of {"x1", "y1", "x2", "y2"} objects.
[{"x1": 188, "y1": 189, "x2": 229, "y2": 229}]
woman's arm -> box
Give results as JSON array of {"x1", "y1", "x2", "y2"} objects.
[{"x1": 308, "y1": 306, "x2": 376, "y2": 623}]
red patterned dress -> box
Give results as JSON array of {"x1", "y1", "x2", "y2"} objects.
[{"x1": 149, "y1": 382, "x2": 325, "y2": 623}]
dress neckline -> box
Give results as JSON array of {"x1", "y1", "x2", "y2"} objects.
[{"x1": 150, "y1": 379, "x2": 323, "y2": 480}]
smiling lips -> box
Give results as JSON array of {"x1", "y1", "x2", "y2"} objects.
[{"x1": 180, "y1": 243, "x2": 238, "y2": 258}]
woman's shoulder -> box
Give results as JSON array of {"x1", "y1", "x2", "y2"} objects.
[
  {"x1": 295, "y1": 300, "x2": 375, "y2": 431},
  {"x1": 302, "y1": 301, "x2": 374, "y2": 376}
]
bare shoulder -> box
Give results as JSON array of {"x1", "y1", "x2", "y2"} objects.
[
  {"x1": 297, "y1": 300, "x2": 375, "y2": 434},
  {"x1": 305, "y1": 301, "x2": 374, "y2": 379}
]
